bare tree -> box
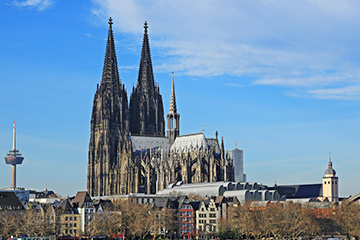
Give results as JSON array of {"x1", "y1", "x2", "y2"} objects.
[
  {"x1": 87, "y1": 209, "x2": 124, "y2": 238},
  {"x1": 232, "y1": 202, "x2": 254, "y2": 237},
  {"x1": 0, "y1": 212, "x2": 18, "y2": 238},
  {"x1": 262, "y1": 203, "x2": 285, "y2": 238},
  {"x1": 151, "y1": 207, "x2": 176, "y2": 239},
  {"x1": 334, "y1": 201, "x2": 360, "y2": 239},
  {"x1": 16, "y1": 211, "x2": 45, "y2": 237}
]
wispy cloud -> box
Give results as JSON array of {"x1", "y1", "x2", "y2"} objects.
[
  {"x1": 90, "y1": 0, "x2": 360, "y2": 100},
  {"x1": 254, "y1": 72, "x2": 354, "y2": 87},
  {"x1": 13, "y1": 0, "x2": 53, "y2": 11},
  {"x1": 86, "y1": 33, "x2": 94, "y2": 38},
  {"x1": 225, "y1": 83, "x2": 249, "y2": 88},
  {"x1": 308, "y1": 85, "x2": 360, "y2": 100}
]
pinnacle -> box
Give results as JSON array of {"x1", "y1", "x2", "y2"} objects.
[{"x1": 169, "y1": 72, "x2": 177, "y2": 113}]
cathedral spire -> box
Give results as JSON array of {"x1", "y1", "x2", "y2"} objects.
[
  {"x1": 129, "y1": 21, "x2": 165, "y2": 136},
  {"x1": 166, "y1": 72, "x2": 180, "y2": 144},
  {"x1": 101, "y1": 17, "x2": 120, "y2": 86},
  {"x1": 169, "y1": 72, "x2": 177, "y2": 114},
  {"x1": 137, "y1": 21, "x2": 155, "y2": 91}
]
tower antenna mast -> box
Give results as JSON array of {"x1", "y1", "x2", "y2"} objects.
[{"x1": 4, "y1": 121, "x2": 24, "y2": 189}]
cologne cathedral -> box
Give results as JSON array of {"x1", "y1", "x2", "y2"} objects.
[{"x1": 88, "y1": 18, "x2": 234, "y2": 197}]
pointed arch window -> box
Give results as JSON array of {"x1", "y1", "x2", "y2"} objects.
[{"x1": 170, "y1": 116, "x2": 174, "y2": 128}]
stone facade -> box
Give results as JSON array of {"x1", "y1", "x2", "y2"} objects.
[{"x1": 88, "y1": 18, "x2": 234, "y2": 197}]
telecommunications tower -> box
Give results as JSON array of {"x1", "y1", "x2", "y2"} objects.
[{"x1": 4, "y1": 121, "x2": 24, "y2": 189}]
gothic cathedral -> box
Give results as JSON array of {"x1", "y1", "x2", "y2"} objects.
[{"x1": 88, "y1": 18, "x2": 234, "y2": 197}]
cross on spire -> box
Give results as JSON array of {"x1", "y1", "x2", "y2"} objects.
[
  {"x1": 108, "y1": 17, "x2": 113, "y2": 26},
  {"x1": 144, "y1": 21, "x2": 148, "y2": 32}
]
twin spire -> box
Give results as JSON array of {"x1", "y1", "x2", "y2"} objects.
[{"x1": 103, "y1": 18, "x2": 178, "y2": 112}]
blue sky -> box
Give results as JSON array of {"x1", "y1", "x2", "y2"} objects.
[{"x1": 0, "y1": 0, "x2": 359, "y2": 197}]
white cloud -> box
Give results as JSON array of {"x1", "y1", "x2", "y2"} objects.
[
  {"x1": 13, "y1": 0, "x2": 53, "y2": 11},
  {"x1": 254, "y1": 73, "x2": 354, "y2": 87},
  {"x1": 308, "y1": 85, "x2": 360, "y2": 100},
  {"x1": 90, "y1": 0, "x2": 360, "y2": 100}
]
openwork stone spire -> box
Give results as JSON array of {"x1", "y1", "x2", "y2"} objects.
[
  {"x1": 129, "y1": 21, "x2": 165, "y2": 136},
  {"x1": 167, "y1": 72, "x2": 180, "y2": 144},
  {"x1": 169, "y1": 72, "x2": 177, "y2": 114},
  {"x1": 137, "y1": 21, "x2": 155, "y2": 92},
  {"x1": 101, "y1": 17, "x2": 121, "y2": 87}
]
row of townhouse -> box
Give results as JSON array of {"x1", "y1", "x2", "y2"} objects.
[
  {"x1": 24, "y1": 191, "x2": 101, "y2": 236},
  {"x1": 127, "y1": 194, "x2": 239, "y2": 238},
  {"x1": 2, "y1": 189, "x2": 349, "y2": 238},
  {"x1": 60, "y1": 191, "x2": 112, "y2": 235},
  {"x1": 178, "y1": 196, "x2": 239, "y2": 238},
  {"x1": 0, "y1": 190, "x2": 111, "y2": 237}
]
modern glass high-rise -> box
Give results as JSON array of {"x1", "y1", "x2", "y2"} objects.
[{"x1": 228, "y1": 144, "x2": 245, "y2": 182}]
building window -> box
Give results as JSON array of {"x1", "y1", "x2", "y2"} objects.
[
  {"x1": 210, "y1": 208, "x2": 215, "y2": 211},
  {"x1": 209, "y1": 213, "x2": 216, "y2": 218},
  {"x1": 74, "y1": 216, "x2": 77, "y2": 221},
  {"x1": 70, "y1": 217, "x2": 72, "y2": 221},
  {"x1": 65, "y1": 217, "x2": 68, "y2": 221},
  {"x1": 74, "y1": 223, "x2": 77, "y2": 227}
]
